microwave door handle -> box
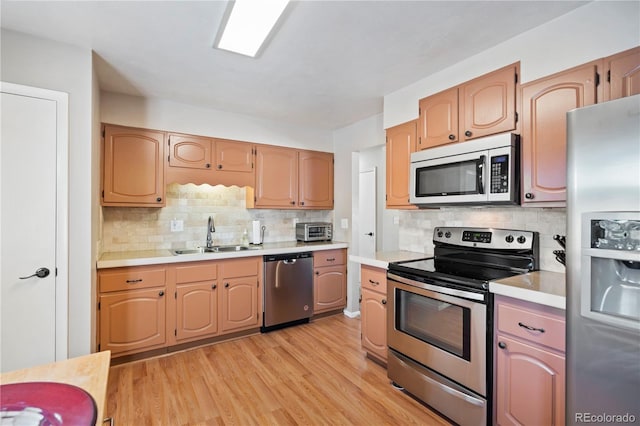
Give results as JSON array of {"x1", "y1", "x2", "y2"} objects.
[{"x1": 477, "y1": 155, "x2": 485, "y2": 194}]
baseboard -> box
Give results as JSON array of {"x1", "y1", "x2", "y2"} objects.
[{"x1": 343, "y1": 309, "x2": 361, "y2": 318}]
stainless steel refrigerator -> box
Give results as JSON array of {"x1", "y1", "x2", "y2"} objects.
[{"x1": 566, "y1": 94, "x2": 640, "y2": 425}]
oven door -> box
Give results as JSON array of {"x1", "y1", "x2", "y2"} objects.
[{"x1": 387, "y1": 272, "x2": 487, "y2": 396}]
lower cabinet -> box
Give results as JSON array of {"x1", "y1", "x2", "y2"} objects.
[
  {"x1": 494, "y1": 295, "x2": 566, "y2": 426},
  {"x1": 313, "y1": 249, "x2": 347, "y2": 314},
  {"x1": 98, "y1": 257, "x2": 262, "y2": 358},
  {"x1": 360, "y1": 265, "x2": 388, "y2": 363},
  {"x1": 98, "y1": 265, "x2": 168, "y2": 356}
]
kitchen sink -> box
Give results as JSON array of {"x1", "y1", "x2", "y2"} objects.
[{"x1": 170, "y1": 245, "x2": 261, "y2": 255}]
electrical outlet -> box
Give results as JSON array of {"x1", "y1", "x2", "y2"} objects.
[
  {"x1": 341, "y1": 218, "x2": 349, "y2": 229},
  {"x1": 170, "y1": 219, "x2": 184, "y2": 232},
  {"x1": 393, "y1": 216, "x2": 400, "y2": 225}
]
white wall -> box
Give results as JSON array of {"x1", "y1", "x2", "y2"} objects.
[
  {"x1": 1, "y1": 29, "x2": 95, "y2": 357},
  {"x1": 383, "y1": 1, "x2": 640, "y2": 128},
  {"x1": 100, "y1": 92, "x2": 333, "y2": 152}
]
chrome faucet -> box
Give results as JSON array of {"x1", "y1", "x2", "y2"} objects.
[{"x1": 206, "y1": 216, "x2": 215, "y2": 248}]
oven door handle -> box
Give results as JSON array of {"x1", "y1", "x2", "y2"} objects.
[{"x1": 388, "y1": 273, "x2": 485, "y2": 302}]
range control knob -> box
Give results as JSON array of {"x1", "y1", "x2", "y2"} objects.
[
  {"x1": 517, "y1": 235, "x2": 527, "y2": 244},
  {"x1": 445, "y1": 231, "x2": 452, "y2": 238},
  {"x1": 505, "y1": 235, "x2": 514, "y2": 243},
  {"x1": 437, "y1": 231, "x2": 443, "y2": 238}
]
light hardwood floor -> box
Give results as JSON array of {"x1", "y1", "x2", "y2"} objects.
[{"x1": 106, "y1": 315, "x2": 451, "y2": 425}]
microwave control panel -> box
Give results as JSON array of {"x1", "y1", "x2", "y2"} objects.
[{"x1": 490, "y1": 155, "x2": 509, "y2": 193}]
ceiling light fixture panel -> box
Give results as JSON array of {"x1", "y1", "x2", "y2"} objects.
[{"x1": 216, "y1": 0, "x2": 290, "y2": 58}]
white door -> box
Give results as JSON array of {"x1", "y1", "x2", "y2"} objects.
[
  {"x1": 0, "y1": 82, "x2": 68, "y2": 372},
  {"x1": 358, "y1": 168, "x2": 376, "y2": 258}
]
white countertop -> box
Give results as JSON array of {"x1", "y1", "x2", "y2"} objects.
[
  {"x1": 490, "y1": 270, "x2": 566, "y2": 310},
  {"x1": 349, "y1": 250, "x2": 430, "y2": 269},
  {"x1": 98, "y1": 241, "x2": 348, "y2": 269}
]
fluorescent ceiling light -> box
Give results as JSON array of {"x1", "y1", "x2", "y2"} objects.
[{"x1": 216, "y1": 0, "x2": 290, "y2": 57}]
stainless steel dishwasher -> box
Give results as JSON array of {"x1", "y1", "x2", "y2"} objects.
[{"x1": 262, "y1": 252, "x2": 314, "y2": 332}]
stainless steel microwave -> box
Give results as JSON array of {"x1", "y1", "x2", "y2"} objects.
[
  {"x1": 296, "y1": 222, "x2": 333, "y2": 242},
  {"x1": 409, "y1": 133, "x2": 520, "y2": 207}
]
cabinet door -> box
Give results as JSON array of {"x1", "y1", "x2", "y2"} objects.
[
  {"x1": 215, "y1": 139, "x2": 253, "y2": 173},
  {"x1": 99, "y1": 288, "x2": 166, "y2": 355},
  {"x1": 220, "y1": 277, "x2": 259, "y2": 333},
  {"x1": 176, "y1": 282, "x2": 218, "y2": 341},
  {"x1": 254, "y1": 145, "x2": 298, "y2": 208},
  {"x1": 496, "y1": 334, "x2": 565, "y2": 426},
  {"x1": 102, "y1": 125, "x2": 165, "y2": 206},
  {"x1": 361, "y1": 288, "x2": 387, "y2": 362},
  {"x1": 521, "y1": 61, "x2": 598, "y2": 204},
  {"x1": 386, "y1": 120, "x2": 417, "y2": 209},
  {"x1": 314, "y1": 265, "x2": 346, "y2": 314},
  {"x1": 168, "y1": 133, "x2": 213, "y2": 170},
  {"x1": 459, "y1": 63, "x2": 518, "y2": 141},
  {"x1": 298, "y1": 150, "x2": 334, "y2": 209},
  {"x1": 418, "y1": 87, "x2": 459, "y2": 149},
  {"x1": 604, "y1": 46, "x2": 640, "y2": 101}
]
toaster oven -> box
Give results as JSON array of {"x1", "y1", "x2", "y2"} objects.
[{"x1": 296, "y1": 222, "x2": 332, "y2": 242}]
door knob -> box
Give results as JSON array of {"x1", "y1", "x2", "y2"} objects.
[
  {"x1": 365, "y1": 232, "x2": 374, "y2": 236},
  {"x1": 19, "y1": 267, "x2": 50, "y2": 279}
]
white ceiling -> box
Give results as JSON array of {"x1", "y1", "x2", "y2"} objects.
[{"x1": 1, "y1": 1, "x2": 590, "y2": 130}]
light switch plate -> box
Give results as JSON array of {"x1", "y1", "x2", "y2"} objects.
[
  {"x1": 170, "y1": 219, "x2": 184, "y2": 232},
  {"x1": 341, "y1": 218, "x2": 349, "y2": 229}
]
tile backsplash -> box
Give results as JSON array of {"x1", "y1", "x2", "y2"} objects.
[
  {"x1": 398, "y1": 207, "x2": 567, "y2": 273},
  {"x1": 101, "y1": 183, "x2": 332, "y2": 253}
]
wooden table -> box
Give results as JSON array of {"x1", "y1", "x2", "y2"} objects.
[{"x1": 1, "y1": 351, "x2": 111, "y2": 425}]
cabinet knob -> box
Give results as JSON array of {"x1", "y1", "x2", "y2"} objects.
[
  {"x1": 225, "y1": 283, "x2": 230, "y2": 288},
  {"x1": 465, "y1": 130, "x2": 472, "y2": 137},
  {"x1": 359, "y1": 295, "x2": 362, "y2": 303},
  {"x1": 156, "y1": 197, "x2": 162, "y2": 202},
  {"x1": 212, "y1": 284, "x2": 217, "y2": 290},
  {"x1": 525, "y1": 192, "x2": 534, "y2": 199},
  {"x1": 217, "y1": 164, "x2": 222, "y2": 170},
  {"x1": 315, "y1": 271, "x2": 319, "y2": 275},
  {"x1": 290, "y1": 201, "x2": 296, "y2": 205},
  {"x1": 381, "y1": 299, "x2": 387, "y2": 305},
  {"x1": 448, "y1": 134, "x2": 455, "y2": 141},
  {"x1": 158, "y1": 291, "x2": 165, "y2": 297},
  {"x1": 300, "y1": 201, "x2": 305, "y2": 206},
  {"x1": 205, "y1": 163, "x2": 211, "y2": 168},
  {"x1": 498, "y1": 341, "x2": 506, "y2": 349}
]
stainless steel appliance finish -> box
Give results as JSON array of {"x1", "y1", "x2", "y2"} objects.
[
  {"x1": 296, "y1": 222, "x2": 332, "y2": 242},
  {"x1": 566, "y1": 95, "x2": 640, "y2": 424},
  {"x1": 387, "y1": 227, "x2": 538, "y2": 426},
  {"x1": 262, "y1": 252, "x2": 314, "y2": 332},
  {"x1": 410, "y1": 133, "x2": 520, "y2": 206}
]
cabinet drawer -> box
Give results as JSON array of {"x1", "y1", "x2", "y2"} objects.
[
  {"x1": 99, "y1": 266, "x2": 166, "y2": 293},
  {"x1": 175, "y1": 262, "x2": 217, "y2": 284},
  {"x1": 221, "y1": 257, "x2": 259, "y2": 278},
  {"x1": 361, "y1": 265, "x2": 387, "y2": 294},
  {"x1": 497, "y1": 301, "x2": 565, "y2": 352},
  {"x1": 314, "y1": 249, "x2": 345, "y2": 267}
]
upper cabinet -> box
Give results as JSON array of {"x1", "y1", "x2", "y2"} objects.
[
  {"x1": 102, "y1": 124, "x2": 166, "y2": 207},
  {"x1": 166, "y1": 133, "x2": 254, "y2": 187},
  {"x1": 251, "y1": 145, "x2": 333, "y2": 209},
  {"x1": 385, "y1": 120, "x2": 417, "y2": 209},
  {"x1": 520, "y1": 61, "x2": 599, "y2": 204},
  {"x1": 603, "y1": 46, "x2": 640, "y2": 101},
  {"x1": 418, "y1": 63, "x2": 518, "y2": 150}
]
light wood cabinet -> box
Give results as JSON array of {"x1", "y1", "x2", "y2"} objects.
[
  {"x1": 174, "y1": 262, "x2": 218, "y2": 342},
  {"x1": 313, "y1": 249, "x2": 347, "y2": 314},
  {"x1": 252, "y1": 145, "x2": 334, "y2": 209},
  {"x1": 98, "y1": 265, "x2": 167, "y2": 356},
  {"x1": 360, "y1": 265, "x2": 388, "y2": 363},
  {"x1": 102, "y1": 124, "x2": 166, "y2": 207},
  {"x1": 494, "y1": 295, "x2": 566, "y2": 426},
  {"x1": 385, "y1": 120, "x2": 417, "y2": 209},
  {"x1": 520, "y1": 61, "x2": 599, "y2": 204},
  {"x1": 603, "y1": 45, "x2": 640, "y2": 101},
  {"x1": 166, "y1": 133, "x2": 254, "y2": 187},
  {"x1": 417, "y1": 63, "x2": 518, "y2": 150},
  {"x1": 219, "y1": 257, "x2": 261, "y2": 333}
]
